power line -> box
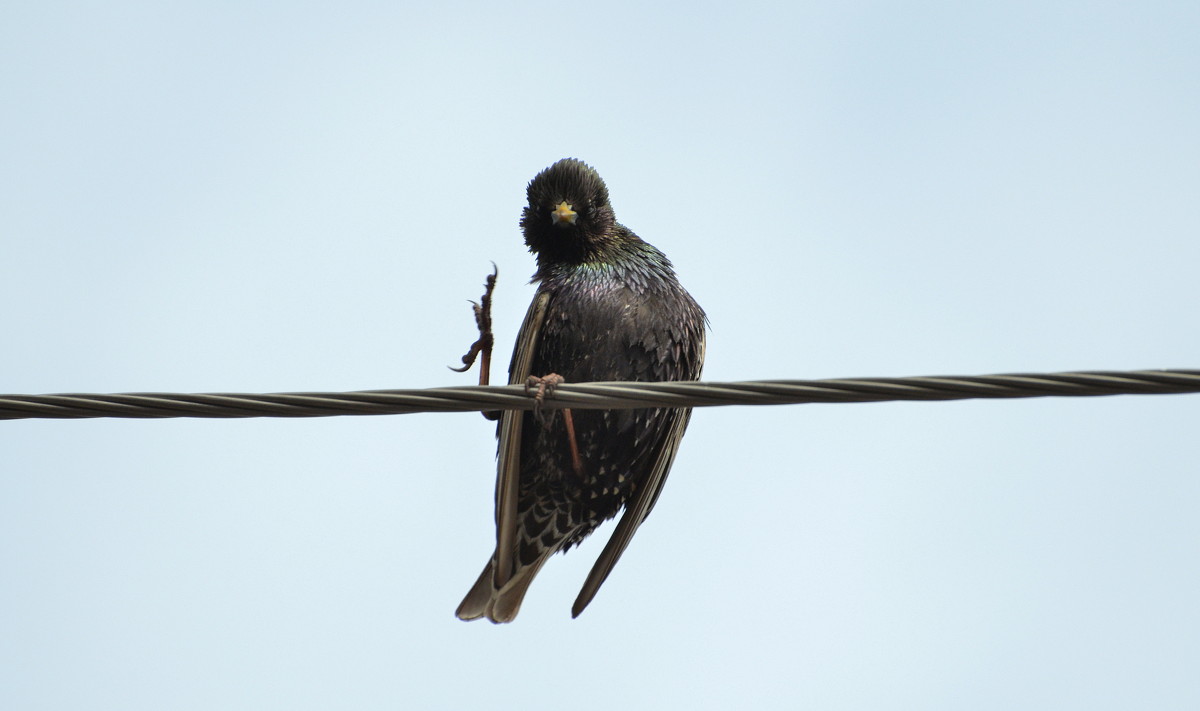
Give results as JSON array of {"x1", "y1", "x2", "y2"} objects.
[{"x1": 1, "y1": 369, "x2": 1197, "y2": 421}]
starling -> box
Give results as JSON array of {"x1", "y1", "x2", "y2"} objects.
[{"x1": 456, "y1": 158, "x2": 706, "y2": 622}]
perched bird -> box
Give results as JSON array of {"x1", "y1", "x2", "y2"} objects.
[{"x1": 456, "y1": 158, "x2": 706, "y2": 622}]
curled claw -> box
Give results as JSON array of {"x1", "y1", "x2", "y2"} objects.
[
  {"x1": 525, "y1": 373, "x2": 565, "y2": 414},
  {"x1": 449, "y1": 298, "x2": 492, "y2": 373}
]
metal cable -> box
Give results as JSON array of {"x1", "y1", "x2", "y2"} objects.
[{"x1": 0, "y1": 369, "x2": 1197, "y2": 421}]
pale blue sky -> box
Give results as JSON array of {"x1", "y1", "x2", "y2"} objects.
[{"x1": 2, "y1": 2, "x2": 1198, "y2": 709}]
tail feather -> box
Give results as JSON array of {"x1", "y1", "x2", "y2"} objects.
[
  {"x1": 455, "y1": 553, "x2": 554, "y2": 623},
  {"x1": 454, "y1": 563, "x2": 495, "y2": 621}
]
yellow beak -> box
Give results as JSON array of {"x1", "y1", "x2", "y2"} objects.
[{"x1": 551, "y1": 201, "x2": 578, "y2": 226}]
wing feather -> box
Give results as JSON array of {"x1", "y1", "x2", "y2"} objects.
[
  {"x1": 571, "y1": 330, "x2": 705, "y2": 617},
  {"x1": 493, "y1": 290, "x2": 550, "y2": 588}
]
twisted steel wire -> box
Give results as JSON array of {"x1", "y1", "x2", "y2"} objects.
[{"x1": 0, "y1": 369, "x2": 1197, "y2": 421}]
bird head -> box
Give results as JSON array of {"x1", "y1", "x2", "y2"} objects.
[{"x1": 521, "y1": 158, "x2": 617, "y2": 264}]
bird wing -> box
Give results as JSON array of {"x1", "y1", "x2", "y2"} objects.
[
  {"x1": 571, "y1": 329, "x2": 706, "y2": 617},
  {"x1": 493, "y1": 289, "x2": 551, "y2": 588}
]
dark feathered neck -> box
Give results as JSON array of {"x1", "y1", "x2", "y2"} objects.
[{"x1": 533, "y1": 229, "x2": 679, "y2": 290}]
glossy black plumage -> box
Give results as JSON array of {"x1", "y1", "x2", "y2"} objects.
[{"x1": 456, "y1": 158, "x2": 706, "y2": 622}]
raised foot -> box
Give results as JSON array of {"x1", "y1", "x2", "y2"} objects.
[
  {"x1": 449, "y1": 264, "x2": 497, "y2": 376},
  {"x1": 450, "y1": 265, "x2": 500, "y2": 421}
]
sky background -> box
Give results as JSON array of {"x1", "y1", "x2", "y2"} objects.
[{"x1": 2, "y1": 2, "x2": 1199, "y2": 709}]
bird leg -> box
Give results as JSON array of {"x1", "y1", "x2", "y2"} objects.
[
  {"x1": 561, "y1": 408, "x2": 584, "y2": 479},
  {"x1": 450, "y1": 264, "x2": 499, "y2": 420},
  {"x1": 525, "y1": 374, "x2": 584, "y2": 478}
]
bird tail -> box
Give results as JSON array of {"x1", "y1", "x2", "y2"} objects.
[{"x1": 455, "y1": 552, "x2": 554, "y2": 623}]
